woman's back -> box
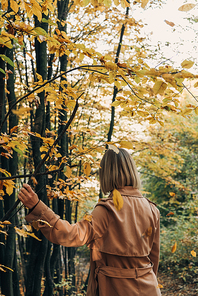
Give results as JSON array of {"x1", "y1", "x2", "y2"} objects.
[{"x1": 86, "y1": 187, "x2": 161, "y2": 296}]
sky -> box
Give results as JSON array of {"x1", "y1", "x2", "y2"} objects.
[{"x1": 133, "y1": 0, "x2": 198, "y2": 70}]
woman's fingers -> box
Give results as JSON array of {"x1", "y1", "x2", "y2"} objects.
[
  {"x1": 18, "y1": 184, "x2": 39, "y2": 209},
  {"x1": 22, "y1": 183, "x2": 33, "y2": 193}
]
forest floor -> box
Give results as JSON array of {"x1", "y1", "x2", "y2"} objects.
[{"x1": 158, "y1": 272, "x2": 198, "y2": 296}]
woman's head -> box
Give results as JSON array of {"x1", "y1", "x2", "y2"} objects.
[{"x1": 99, "y1": 148, "x2": 141, "y2": 194}]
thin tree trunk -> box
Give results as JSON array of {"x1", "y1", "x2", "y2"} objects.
[
  {"x1": 107, "y1": 5, "x2": 130, "y2": 142},
  {"x1": 1, "y1": 42, "x2": 19, "y2": 296}
]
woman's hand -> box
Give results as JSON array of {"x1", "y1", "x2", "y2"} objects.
[{"x1": 18, "y1": 184, "x2": 39, "y2": 209}]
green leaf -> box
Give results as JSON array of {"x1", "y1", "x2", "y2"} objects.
[
  {"x1": 42, "y1": 18, "x2": 56, "y2": 26},
  {"x1": 13, "y1": 147, "x2": 24, "y2": 156},
  {"x1": 0, "y1": 54, "x2": 14, "y2": 68},
  {"x1": 33, "y1": 27, "x2": 48, "y2": 36},
  {"x1": 0, "y1": 68, "x2": 5, "y2": 75}
]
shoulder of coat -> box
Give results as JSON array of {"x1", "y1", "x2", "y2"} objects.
[
  {"x1": 145, "y1": 198, "x2": 160, "y2": 217},
  {"x1": 145, "y1": 197, "x2": 157, "y2": 207},
  {"x1": 95, "y1": 198, "x2": 113, "y2": 209}
]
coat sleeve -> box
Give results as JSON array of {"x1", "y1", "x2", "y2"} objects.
[
  {"x1": 149, "y1": 211, "x2": 160, "y2": 276},
  {"x1": 25, "y1": 200, "x2": 109, "y2": 248}
]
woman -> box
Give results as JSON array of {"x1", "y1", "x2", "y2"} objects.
[{"x1": 18, "y1": 148, "x2": 161, "y2": 296}]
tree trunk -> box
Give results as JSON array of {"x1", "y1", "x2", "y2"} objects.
[
  {"x1": 25, "y1": 15, "x2": 49, "y2": 296},
  {"x1": 1, "y1": 43, "x2": 19, "y2": 296}
]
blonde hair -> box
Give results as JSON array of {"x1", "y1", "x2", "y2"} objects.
[{"x1": 99, "y1": 148, "x2": 141, "y2": 194}]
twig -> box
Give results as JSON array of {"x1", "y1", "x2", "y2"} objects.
[
  {"x1": 0, "y1": 65, "x2": 105, "y2": 132},
  {"x1": 182, "y1": 82, "x2": 198, "y2": 103}
]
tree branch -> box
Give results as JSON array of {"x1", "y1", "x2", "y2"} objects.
[
  {"x1": 1, "y1": 96, "x2": 81, "y2": 222},
  {"x1": 0, "y1": 65, "x2": 105, "y2": 132}
]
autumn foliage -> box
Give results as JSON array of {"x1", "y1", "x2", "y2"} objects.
[{"x1": 0, "y1": 0, "x2": 198, "y2": 294}]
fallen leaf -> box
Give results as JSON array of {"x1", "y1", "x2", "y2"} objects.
[
  {"x1": 166, "y1": 212, "x2": 174, "y2": 216},
  {"x1": 112, "y1": 189, "x2": 124, "y2": 210},
  {"x1": 171, "y1": 242, "x2": 177, "y2": 253},
  {"x1": 164, "y1": 20, "x2": 175, "y2": 27},
  {"x1": 178, "y1": 3, "x2": 196, "y2": 12},
  {"x1": 191, "y1": 250, "x2": 196, "y2": 257},
  {"x1": 169, "y1": 192, "x2": 175, "y2": 197},
  {"x1": 157, "y1": 284, "x2": 163, "y2": 288}
]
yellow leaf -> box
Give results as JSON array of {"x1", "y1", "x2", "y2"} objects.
[
  {"x1": 84, "y1": 163, "x2": 91, "y2": 176},
  {"x1": 0, "y1": 264, "x2": 13, "y2": 272},
  {"x1": 119, "y1": 140, "x2": 134, "y2": 149},
  {"x1": 26, "y1": 52, "x2": 34, "y2": 60},
  {"x1": 108, "y1": 144, "x2": 119, "y2": 154},
  {"x1": 195, "y1": 107, "x2": 198, "y2": 115},
  {"x1": 27, "y1": 232, "x2": 42, "y2": 241},
  {"x1": 181, "y1": 59, "x2": 194, "y2": 69},
  {"x1": 114, "y1": 80, "x2": 121, "y2": 89},
  {"x1": 1, "y1": 220, "x2": 11, "y2": 225},
  {"x1": 104, "y1": 0, "x2": 112, "y2": 7},
  {"x1": 171, "y1": 242, "x2": 177, "y2": 253},
  {"x1": 83, "y1": 214, "x2": 92, "y2": 222},
  {"x1": 1, "y1": 0, "x2": 8, "y2": 10},
  {"x1": 157, "y1": 284, "x2": 163, "y2": 289},
  {"x1": 194, "y1": 82, "x2": 198, "y2": 88},
  {"x1": 182, "y1": 108, "x2": 193, "y2": 116},
  {"x1": 12, "y1": 107, "x2": 32, "y2": 116},
  {"x1": 137, "y1": 110, "x2": 149, "y2": 117},
  {"x1": 112, "y1": 189, "x2": 124, "y2": 211},
  {"x1": 178, "y1": 3, "x2": 196, "y2": 12},
  {"x1": 10, "y1": 0, "x2": 19, "y2": 13},
  {"x1": 82, "y1": 0, "x2": 90, "y2": 6},
  {"x1": 169, "y1": 192, "x2": 175, "y2": 197},
  {"x1": 111, "y1": 101, "x2": 121, "y2": 107},
  {"x1": 23, "y1": 224, "x2": 32, "y2": 232},
  {"x1": 191, "y1": 250, "x2": 196, "y2": 257},
  {"x1": 123, "y1": 0, "x2": 130, "y2": 7},
  {"x1": 0, "y1": 230, "x2": 8, "y2": 235},
  {"x1": 31, "y1": 219, "x2": 52, "y2": 231},
  {"x1": 64, "y1": 166, "x2": 72, "y2": 178},
  {"x1": 5, "y1": 184, "x2": 14, "y2": 196},
  {"x1": 164, "y1": 20, "x2": 175, "y2": 27},
  {"x1": 31, "y1": 176, "x2": 38, "y2": 185},
  {"x1": 14, "y1": 227, "x2": 28, "y2": 238},
  {"x1": 141, "y1": 0, "x2": 149, "y2": 9},
  {"x1": 105, "y1": 61, "x2": 117, "y2": 71},
  {"x1": 153, "y1": 80, "x2": 167, "y2": 95}
]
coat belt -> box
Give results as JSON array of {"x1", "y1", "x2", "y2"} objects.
[{"x1": 95, "y1": 264, "x2": 153, "y2": 279}]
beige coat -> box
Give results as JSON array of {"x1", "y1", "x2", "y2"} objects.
[{"x1": 26, "y1": 187, "x2": 161, "y2": 296}]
